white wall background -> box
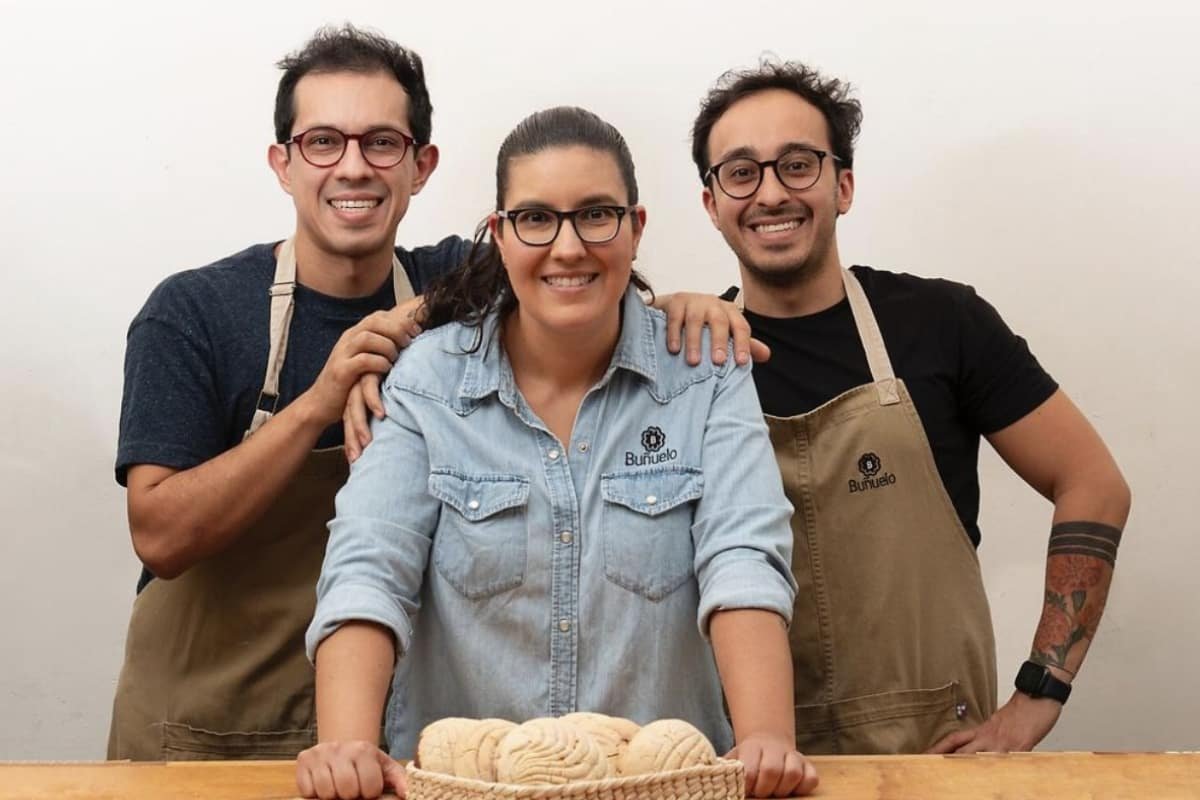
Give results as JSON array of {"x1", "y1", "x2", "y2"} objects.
[{"x1": 1, "y1": 0, "x2": 1196, "y2": 759}]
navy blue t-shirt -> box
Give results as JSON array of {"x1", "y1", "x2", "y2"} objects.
[
  {"x1": 730, "y1": 266, "x2": 1058, "y2": 547},
  {"x1": 116, "y1": 236, "x2": 470, "y2": 487}
]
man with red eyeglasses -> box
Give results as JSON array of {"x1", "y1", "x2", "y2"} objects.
[
  {"x1": 692, "y1": 61, "x2": 1131, "y2": 756},
  {"x1": 107, "y1": 23, "x2": 462, "y2": 761}
]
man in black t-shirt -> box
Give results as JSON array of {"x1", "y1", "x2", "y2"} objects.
[{"x1": 690, "y1": 62, "x2": 1130, "y2": 754}]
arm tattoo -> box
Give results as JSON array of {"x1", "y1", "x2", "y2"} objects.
[
  {"x1": 1031, "y1": 521, "x2": 1122, "y2": 672},
  {"x1": 1047, "y1": 521, "x2": 1122, "y2": 565}
]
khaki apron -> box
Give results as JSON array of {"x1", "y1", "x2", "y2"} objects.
[
  {"x1": 108, "y1": 240, "x2": 413, "y2": 760},
  {"x1": 750, "y1": 270, "x2": 997, "y2": 754}
]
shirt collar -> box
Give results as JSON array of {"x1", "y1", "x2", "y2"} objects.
[{"x1": 458, "y1": 285, "x2": 658, "y2": 404}]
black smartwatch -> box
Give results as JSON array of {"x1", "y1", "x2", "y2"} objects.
[{"x1": 1014, "y1": 660, "x2": 1072, "y2": 705}]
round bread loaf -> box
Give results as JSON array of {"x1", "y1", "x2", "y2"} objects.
[
  {"x1": 560, "y1": 712, "x2": 640, "y2": 774},
  {"x1": 619, "y1": 718, "x2": 717, "y2": 775},
  {"x1": 416, "y1": 717, "x2": 477, "y2": 776},
  {"x1": 495, "y1": 717, "x2": 610, "y2": 785},
  {"x1": 451, "y1": 718, "x2": 517, "y2": 782}
]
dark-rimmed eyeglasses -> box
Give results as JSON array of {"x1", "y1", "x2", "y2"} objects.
[
  {"x1": 496, "y1": 205, "x2": 634, "y2": 247},
  {"x1": 706, "y1": 147, "x2": 842, "y2": 199},
  {"x1": 287, "y1": 126, "x2": 417, "y2": 169}
]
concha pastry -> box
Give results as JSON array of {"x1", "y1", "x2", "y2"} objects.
[
  {"x1": 619, "y1": 719, "x2": 717, "y2": 775},
  {"x1": 560, "y1": 712, "x2": 640, "y2": 774},
  {"x1": 451, "y1": 718, "x2": 517, "y2": 782},
  {"x1": 416, "y1": 717, "x2": 477, "y2": 775},
  {"x1": 495, "y1": 717, "x2": 610, "y2": 785}
]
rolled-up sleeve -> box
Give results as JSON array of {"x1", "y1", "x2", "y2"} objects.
[
  {"x1": 692, "y1": 354, "x2": 797, "y2": 636},
  {"x1": 305, "y1": 380, "x2": 441, "y2": 662}
]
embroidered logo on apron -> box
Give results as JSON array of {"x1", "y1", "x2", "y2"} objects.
[
  {"x1": 849, "y1": 451, "x2": 897, "y2": 493},
  {"x1": 626, "y1": 426, "x2": 678, "y2": 466}
]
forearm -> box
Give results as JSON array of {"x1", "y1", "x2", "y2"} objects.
[
  {"x1": 1030, "y1": 480, "x2": 1130, "y2": 679},
  {"x1": 710, "y1": 609, "x2": 795, "y2": 744},
  {"x1": 127, "y1": 391, "x2": 329, "y2": 577},
  {"x1": 315, "y1": 622, "x2": 395, "y2": 743}
]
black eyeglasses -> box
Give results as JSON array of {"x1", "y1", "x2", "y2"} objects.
[
  {"x1": 287, "y1": 126, "x2": 417, "y2": 169},
  {"x1": 496, "y1": 205, "x2": 634, "y2": 246},
  {"x1": 706, "y1": 147, "x2": 842, "y2": 199}
]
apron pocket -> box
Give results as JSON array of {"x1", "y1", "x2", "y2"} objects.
[
  {"x1": 794, "y1": 681, "x2": 966, "y2": 755},
  {"x1": 600, "y1": 466, "x2": 703, "y2": 600},
  {"x1": 429, "y1": 470, "x2": 530, "y2": 600},
  {"x1": 160, "y1": 722, "x2": 316, "y2": 760}
]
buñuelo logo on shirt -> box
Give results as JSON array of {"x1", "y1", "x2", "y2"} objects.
[
  {"x1": 849, "y1": 451, "x2": 897, "y2": 493},
  {"x1": 626, "y1": 425, "x2": 678, "y2": 466}
]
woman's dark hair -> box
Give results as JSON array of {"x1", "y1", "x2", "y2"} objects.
[
  {"x1": 274, "y1": 23, "x2": 433, "y2": 145},
  {"x1": 422, "y1": 106, "x2": 651, "y2": 339},
  {"x1": 691, "y1": 57, "x2": 862, "y2": 180}
]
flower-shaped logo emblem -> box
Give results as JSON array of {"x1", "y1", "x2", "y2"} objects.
[
  {"x1": 641, "y1": 426, "x2": 666, "y2": 452},
  {"x1": 858, "y1": 452, "x2": 882, "y2": 478}
]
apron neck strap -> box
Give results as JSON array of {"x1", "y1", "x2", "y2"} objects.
[
  {"x1": 243, "y1": 239, "x2": 415, "y2": 438},
  {"x1": 841, "y1": 268, "x2": 899, "y2": 405}
]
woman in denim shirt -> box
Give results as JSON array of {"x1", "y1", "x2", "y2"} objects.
[{"x1": 298, "y1": 107, "x2": 818, "y2": 799}]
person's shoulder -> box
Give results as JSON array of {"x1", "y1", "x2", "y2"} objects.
[
  {"x1": 135, "y1": 243, "x2": 276, "y2": 324},
  {"x1": 396, "y1": 235, "x2": 471, "y2": 279},
  {"x1": 640, "y1": 304, "x2": 731, "y2": 400},
  {"x1": 852, "y1": 264, "x2": 979, "y2": 303},
  {"x1": 384, "y1": 319, "x2": 480, "y2": 403}
]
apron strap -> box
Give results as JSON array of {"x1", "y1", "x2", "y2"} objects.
[
  {"x1": 731, "y1": 269, "x2": 900, "y2": 407},
  {"x1": 841, "y1": 269, "x2": 900, "y2": 406},
  {"x1": 243, "y1": 240, "x2": 416, "y2": 438}
]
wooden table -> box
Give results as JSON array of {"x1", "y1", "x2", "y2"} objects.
[{"x1": 1, "y1": 753, "x2": 1197, "y2": 799}]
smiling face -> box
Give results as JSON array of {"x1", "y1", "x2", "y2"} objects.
[
  {"x1": 268, "y1": 69, "x2": 437, "y2": 265},
  {"x1": 702, "y1": 88, "x2": 854, "y2": 288},
  {"x1": 491, "y1": 145, "x2": 644, "y2": 342}
]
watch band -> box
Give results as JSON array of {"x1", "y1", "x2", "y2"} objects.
[{"x1": 1015, "y1": 660, "x2": 1073, "y2": 705}]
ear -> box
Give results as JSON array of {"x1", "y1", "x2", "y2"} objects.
[
  {"x1": 629, "y1": 205, "x2": 647, "y2": 260},
  {"x1": 409, "y1": 143, "x2": 440, "y2": 196},
  {"x1": 267, "y1": 143, "x2": 293, "y2": 196},
  {"x1": 701, "y1": 185, "x2": 721, "y2": 229},
  {"x1": 835, "y1": 167, "x2": 855, "y2": 215},
  {"x1": 487, "y1": 213, "x2": 506, "y2": 259}
]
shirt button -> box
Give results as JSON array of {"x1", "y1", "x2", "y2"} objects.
[
  {"x1": 559, "y1": 530, "x2": 573, "y2": 544},
  {"x1": 548, "y1": 449, "x2": 560, "y2": 461},
  {"x1": 467, "y1": 499, "x2": 480, "y2": 510},
  {"x1": 645, "y1": 495, "x2": 658, "y2": 506},
  {"x1": 577, "y1": 441, "x2": 589, "y2": 453},
  {"x1": 558, "y1": 619, "x2": 571, "y2": 632}
]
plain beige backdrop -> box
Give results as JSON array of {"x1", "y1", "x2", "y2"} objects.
[{"x1": 0, "y1": 0, "x2": 1196, "y2": 758}]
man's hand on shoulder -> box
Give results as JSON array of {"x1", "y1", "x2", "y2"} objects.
[
  {"x1": 926, "y1": 690, "x2": 1062, "y2": 754},
  {"x1": 341, "y1": 296, "x2": 427, "y2": 462},
  {"x1": 654, "y1": 292, "x2": 770, "y2": 367}
]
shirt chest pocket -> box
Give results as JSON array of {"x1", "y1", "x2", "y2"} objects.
[
  {"x1": 600, "y1": 466, "x2": 703, "y2": 601},
  {"x1": 428, "y1": 470, "x2": 530, "y2": 600}
]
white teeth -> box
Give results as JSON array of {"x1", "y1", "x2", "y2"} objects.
[
  {"x1": 330, "y1": 199, "x2": 380, "y2": 210},
  {"x1": 543, "y1": 274, "x2": 596, "y2": 287},
  {"x1": 752, "y1": 219, "x2": 801, "y2": 233}
]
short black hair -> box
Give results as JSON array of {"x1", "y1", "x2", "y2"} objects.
[
  {"x1": 274, "y1": 23, "x2": 433, "y2": 145},
  {"x1": 691, "y1": 58, "x2": 862, "y2": 181}
]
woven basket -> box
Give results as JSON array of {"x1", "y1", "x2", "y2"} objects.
[{"x1": 406, "y1": 758, "x2": 745, "y2": 800}]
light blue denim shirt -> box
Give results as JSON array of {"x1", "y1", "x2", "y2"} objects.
[{"x1": 307, "y1": 287, "x2": 796, "y2": 758}]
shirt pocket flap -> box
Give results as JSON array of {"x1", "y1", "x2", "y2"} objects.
[
  {"x1": 428, "y1": 470, "x2": 530, "y2": 521},
  {"x1": 600, "y1": 466, "x2": 704, "y2": 517}
]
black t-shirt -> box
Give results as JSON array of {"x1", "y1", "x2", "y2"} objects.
[
  {"x1": 116, "y1": 236, "x2": 470, "y2": 486},
  {"x1": 734, "y1": 265, "x2": 1058, "y2": 547}
]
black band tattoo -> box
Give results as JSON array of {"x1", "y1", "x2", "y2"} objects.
[{"x1": 1048, "y1": 521, "x2": 1123, "y2": 566}]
